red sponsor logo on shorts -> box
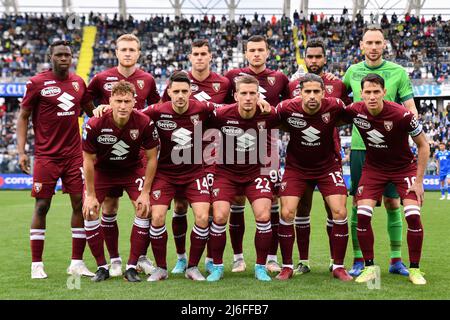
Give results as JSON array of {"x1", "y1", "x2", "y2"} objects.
[
  {"x1": 34, "y1": 182, "x2": 42, "y2": 193},
  {"x1": 152, "y1": 190, "x2": 161, "y2": 200}
]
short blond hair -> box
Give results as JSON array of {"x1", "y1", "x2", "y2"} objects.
[
  {"x1": 235, "y1": 75, "x2": 259, "y2": 92},
  {"x1": 116, "y1": 34, "x2": 141, "y2": 50},
  {"x1": 111, "y1": 80, "x2": 136, "y2": 97}
]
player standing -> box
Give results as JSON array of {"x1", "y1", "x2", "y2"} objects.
[
  {"x1": 343, "y1": 25, "x2": 419, "y2": 277},
  {"x1": 344, "y1": 74, "x2": 429, "y2": 285},
  {"x1": 82, "y1": 81, "x2": 159, "y2": 282},
  {"x1": 17, "y1": 40, "x2": 94, "y2": 279},
  {"x1": 276, "y1": 74, "x2": 352, "y2": 281},
  {"x1": 161, "y1": 39, "x2": 231, "y2": 274},
  {"x1": 435, "y1": 142, "x2": 450, "y2": 200},
  {"x1": 86, "y1": 34, "x2": 160, "y2": 276},
  {"x1": 224, "y1": 35, "x2": 290, "y2": 272},
  {"x1": 288, "y1": 39, "x2": 351, "y2": 274},
  {"x1": 207, "y1": 75, "x2": 279, "y2": 282}
]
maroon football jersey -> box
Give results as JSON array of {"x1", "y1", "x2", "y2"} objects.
[
  {"x1": 343, "y1": 100, "x2": 422, "y2": 172},
  {"x1": 162, "y1": 71, "x2": 231, "y2": 104},
  {"x1": 288, "y1": 75, "x2": 351, "y2": 105},
  {"x1": 276, "y1": 97, "x2": 346, "y2": 178},
  {"x1": 225, "y1": 67, "x2": 290, "y2": 106},
  {"x1": 208, "y1": 104, "x2": 279, "y2": 181},
  {"x1": 87, "y1": 67, "x2": 160, "y2": 109},
  {"x1": 21, "y1": 70, "x2": 90, "y2": 158},
  {"x1": 142, "y1": 99, "x2": 214, "y2": 181},
  {"x1": 82, "y1": 110, "x2": 159, "y2": 173}
]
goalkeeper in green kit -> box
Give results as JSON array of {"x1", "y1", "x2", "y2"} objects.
[{"x1": 343, "y1": 25, "x2": 418, "y2": 277}]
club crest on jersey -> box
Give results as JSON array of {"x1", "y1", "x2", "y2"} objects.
[
  {"x1": 152, "y1": 190, "x2": 161, "y2": 200},
  {"x1": 321, "y1": 112, "x2": 330, "y2": 124},
  {"x1": 384, "y1": 121, "x2": 393, "y2": 131},
  {"x1": 34, "y1": 182, "x2": 42, "y2": 193},
  {"x1": 325, "y1": 85, "x2": 334, "y2": 94},
  {"x1": 267, "y1": 77, "x2": 276, "y2": 86},
  {"x1": 191, "y1": 84, "x2": 199, "y2": 92},
  {"x1": 136, "y1": 80, "x2": 144, "y2": 90},
  {"x1": 190, "y1": 114, "x2": 200, "y2": 125},
  {"x1": 212, "y1": 82, "x2": 221, "y2": 92},
  {"x1": 212, "y1": 188, "x2": 220, "y2": 197},
  {"x1": 72, "y1": 81, "x2": 80, "y2": 92},
  {"x1": 130, "y1": 129, "x2": 139, "y2": 140},
  {"x1": 257, "y1": 121, "x2": 266, "y2": 130}
]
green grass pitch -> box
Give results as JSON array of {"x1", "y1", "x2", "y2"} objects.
[{"x1": 0, "y1": 190, "x2": 449, "y2": 300}]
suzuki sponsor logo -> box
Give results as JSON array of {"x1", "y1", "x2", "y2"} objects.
[
  {"x1": 56, "y1": 93, "x2": 76, "y2": 116},
  {"x1": 97, "y1": 134, "x2": 117, "y2": 144},
  {"x1": 157, "y1": 120, "x2": 177, "y2": 130},
  {"x1": 193, "y1": 91, "x2": 211, "y2": 101},
  {"x1": 287, "y1": 117, "x2": 307, "y2": 128},
  {"x1": 111, "y1": 140, "x2": 130, "y2": 158},
  {"x1": 41, "y1": 86, "x2": 61, "y2": 97},
  {"x1": 301, "y1": 126, "x2": 320, "y2": 143},
  {"x1": 172, "y1": 128, "x2": 192, "y2": 147},
  {"x1": 367, "y1": 129, "x2": 386, "y2": 147},
  {"x1": 221, "y1": 126, "x2": 244, "y2": 136},
  {"x1": 236, "y1": 133, "x2": 256, "y2": 150}
]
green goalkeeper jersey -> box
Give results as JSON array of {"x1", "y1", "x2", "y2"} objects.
[{"x1": 343, "y1": 60, "x2": 415, "y2": 150}]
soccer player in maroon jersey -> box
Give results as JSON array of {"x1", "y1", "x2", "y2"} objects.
[
  {"x1": 142, "y1": 72, "x2": 214, "y2": 281},
  {"x1": 344, "y1": 74, "x2": 429, "y2": 285},
  {"x1": 288, "y1": 39, "x2": 351, "y2": 275},
  {"x1": 82, "y1": 81, "x2": 159, "y2": 282},
  {"x1": 86, "y1": 34, "x2": 160, "y2": 277},
  {"x1": 224, "y1": 35, "x2": 290, "y2": 273},
  {"x1": 160, "y1": 40, "x2": 231, "y2": 274},
  {"x1": 206, "y1": 75, "x2": 279, "y2": 282},
  {"x1": 276, "y1": 74, "x2": 352, "y2": 282},
  {"x1": 16, "y1": 40, "x2": 95, "y2": 279}
]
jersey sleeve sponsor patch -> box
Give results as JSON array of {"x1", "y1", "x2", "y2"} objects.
[{"x1": 408, "y1": 116, "x2": 422, "y2": 137}]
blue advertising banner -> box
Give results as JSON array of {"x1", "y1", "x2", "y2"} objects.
[
  {"x1": 0, "y1": 174, "x2": 443, "y2": 191},
  {"x1": 0, "y1": 83, "x2": 27, "y2": 97}
]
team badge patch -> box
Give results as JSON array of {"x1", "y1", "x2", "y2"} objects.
[
  {"x1": 257, "y1": 121, "x2": 266, "y2": 130},
  {"x1": 384, "y1": 121, "x2": 393, "y2": 131},
  {"x1": 137, "y1": 80, "x2": 144, "y2": 90},
  {"x1": 325, "y1": 85, "x2": 334, "y2": 94},
  {"x1": 130, "y1": 129, "x2": 139, "y2": 140},
  {"x1": 212, "y1": 188, "x2": 220, "y2": 197},
  {"x1": 190, "y1": 114, "x2": 200, "y2": 125},
  {"x1": 212, "y1": 83, "x2": 221, "y2": 92},
  {"x1": 34, "y1": 182, "x2": 42, "y2": 193},
  {"x1": 191, "y1": 84, "x2": 199, "y2": 92},
  {"x1": 321, "y1": 112, "x2": 330, "y2": 124},
  {"x1": 357, "y1": 186, "x2": 364, "y2": 196},
  {"x1": 72, "y1": 82, "x2": 80, "y2": 92},
  {"x1": 267, "y1": 77, "x2": 276, "y2": 86},
  {"x1": 152, "y1": 190, "x2": 161, "y2": 200}
]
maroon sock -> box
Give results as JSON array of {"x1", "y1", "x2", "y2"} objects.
[
  {"x1": 356, "y1": 206, "x2": 374, "y2": 262},
  {"x1": 294, "y1": 216, "x2": 310, "y2": 261},
  {"x1": 405, "y1": 206, "x2": 424, "y2": 265},
  {"x1": 206, "y1": 215, "x2": 213, "y2": 259},
  {"x1": 331, "y1": 218, "x2": 349, "y2": 266},
  {"x1": 188, "y1": 224, "x2": 209, "y2": 267},
  {"x1": 71, "y1": 228, "x2": 86, "y2": 260},
  {"x1": 172, "y1": 211, "x2": 188, "y2": 255},
  {"x1": 209, "y1": 222, "x2": 227, "y2": 265},
  {"x1": 229, "y1": 205, "x2": 245, "y2": 255},
  {"x1": 30, "y1": 229, "x2": 45, "y2": 262},
  {"x1": 101, "y1": 214, "x2": 119, "y2": 259},
  {"x1": 84, "y1": 219, "x2": 107, "y2": 267},
  {"x1": 150, "y1": 224, "x2": 168, "y2": 269},
  {"x1": 268, "y1": 204, "x2": 279, "y2": 255},
  {"x1": 326, "y1": 218, "x2": 334, "y2": 259},
  {"x1": 278, "y1": 219, "x2": 294, "y2": 266},
  {"x1": 128, "y1": 217, "x2": 150, "y2": 267},
  {"x1": 255, "y1": 220, "x2": 272, "y2": 265}
]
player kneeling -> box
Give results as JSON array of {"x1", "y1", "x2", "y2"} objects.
[
  {"x1": 82, "y1": 81, "x2": 159, "y2": 282},
  {"x1": 345, "y1": 74, "x2": 429, "y2": 285}
]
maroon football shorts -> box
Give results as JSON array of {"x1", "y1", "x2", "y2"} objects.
[
  {"x1": 32, "y1": 155, "x2": 83, "y2": 198},
  {"x1": 356, "y1": 165, "x2": 418, "y2": 202},
  {"x1": 150, "y1": 173, "x2": 211, "y2": 206},
  {"x1": 211, "y1": 170, "x2": 273, "y2": 204},
  {"x1": 93, "y1": 167, "x2": 145, "y2": 203},
  {"x1": 279, "y1": 166, "x2": 347, "y2": 198},
  {"x1": 267, "y1": 167, "x2": 282, "y2": 197}
]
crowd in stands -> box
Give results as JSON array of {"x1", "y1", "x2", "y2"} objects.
[{"x1": 1, "y1": 11, "x2": 450, "y2": 174}]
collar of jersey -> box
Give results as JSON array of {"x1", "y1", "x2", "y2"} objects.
[{"x1": 363, "y1": 60, "x2": 386, "y2": 70}]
